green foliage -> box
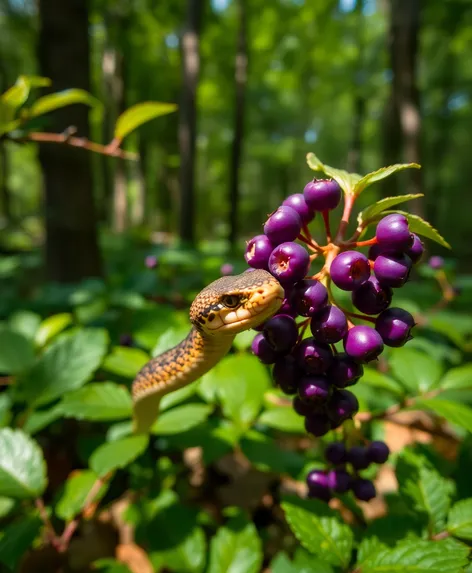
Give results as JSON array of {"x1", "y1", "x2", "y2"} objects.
[
  {"x1": 114, "y1": 101, "x2": 178, "y2": 140},
  {"x1": 90, "y1": 435, "x2": 148, "y2": 477}
]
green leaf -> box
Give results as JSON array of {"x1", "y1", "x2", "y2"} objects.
[
  {"x1": 23, "y1": 404, "x2": 63, "y2": 434},
  {"x1": 0, "y1": 428, "x2": 47, "y2": 499},
  {"x1": 292, "y1": 548, "x2": 334, "y2": 573},
  {"x1": 34, "y1": 312, "x2": 73, "y2": 347},
  {"x1": 0, "y1": 329, "x2": 35, "y2": 374},
  {"x1": 282, "y1": 498, "x2": 353, "y2": 568},
  {"x1": 258, "y1": 407, "x2": 305, "y2": 433},
  {"x1": 56, "y1": 469, "x2": 109, "y2": 521},
  {"x1": 361, "y1": 367, "x2": 405, "y2": 396},
  {"x1": 90, "y1": 435, "x2": 148, "y2": 477},
  {"x1": 396, "y1": 450, "x2": 450, "y2": 531},
  {"x1": 447, "y1": 499, "x2": 472, "y2": 540},
  {"x1": 357, "y1": 194, "x2": 424, "y2": 226},
  {"x1": 102, "y1": 346, "x2": 149, "y2": 379},
  {"x1": 0, "y1": 496, "x2": 15, "y2": 518},
  {"x1": 306, "y1": 152, "x2": 361, "y2": 195},
  {"x1": 0, "y1": 515, "x2": 42, "y2": 570},
  {"x1": 19, "y1": 328, "x2": 108, "y2": 406},
  {"x1": 60, "y1": 382, "x2": 132, "y2": 421},
  {"x1": 1, "y1": 75, "x2": 32, "y2": 108},
  {"x1": 385, "y1": 210, "x2": 451, "y2": 249},
  {"x1": 160, "y1": 381, "x2": 199, "y2": 411},
  {"x1": 207, "y1": 512, "x2": 263, "y2": 573},
  {"x1": 8, "y1": 310, "x2": 41, "y2": 340},
  {"x1": 114, "y1": 101, "x2": 177, "y2": 140},
  {"x1": 359, "y1": 538, "x2": 469, "y2": 573},
  {"x1": 209, "y1": 354, "x2": 270, "y2": 428},
  {"x1": 269, "y1": 552, "x2": 300, "y2": 573},
  {"x1": 93, "y1": 558, "x2": 132, "y2": 573},
  {"x1": 417, "y1": 398, "x2": 472, "y2": 433},
  {"x1": 152, "y1": 404, "x2": 213, "y2": 435},
  {"x1": 441, "y1": 364, "x2": 472, "y2": 390},
  {"x1": 357, "y1": 537, "x2": 389, "y2": 564},
  {"x1": 389, "y1": 347, "x2": 443, "y2": 393},
  {"x1": 152, "y1": 326, "x2": 190, "y2": 357},
  {"x1": 0, "y1": 393, "x2": 12, "y2": 428},
  {"x1": 29, "y1": 89, "x2": 102, "y2": 118},
  {"x1": 241, "y1": 430, "x2": 305, "y2": 477},
  {"x1": 353, "y1": 164, "x2": 421, "y2": 197}
]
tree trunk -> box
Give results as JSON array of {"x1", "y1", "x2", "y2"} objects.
[
  {"x1": 383, "y1": 0, "x2": 423, "y2": 212},
  {"x1": 178, "y1": 0, "x2": 203, "y2": 245},
  {"x1": 38, "y1": 0, "x2": 102, "y2": 282},
  {"x1": 228, "y1": 0, "x2": 248, "y2": 249}
]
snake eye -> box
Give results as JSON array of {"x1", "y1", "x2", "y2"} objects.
[{"x1": 222, "y1": 295, "x2": 241, "y2": 308}]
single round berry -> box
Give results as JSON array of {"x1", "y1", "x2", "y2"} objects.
[
  {"x1": 145, "y1": 255, "x2": 158, "y2": 269},
  {"x1": 245, "y1": 235, "x2": 274, "y2": 269},
  {"x1": 291, "y1": 279, "x2": 328, "y2": 317},
  {"x1": 367, "y1": 441, "x2": 390, "y2": 464},
  {"x1": 295, "y1": 338, "x2": 333, "y2": 374},
  {"x1": 269, "y1": 242, "x2": 310, "y2": 285},
  {"x1": 303, "y1": 179, "x2": 342, "y2": 211},
  {"x1": 282, "y1": 193, "x2": 315, "y2": 224},
  {"x1": 375, "y1": 213, "x2": 413, "y2": 252},
  {"x1": 374, "y1": 253, "x2": 412, "y2": 288},
  {"x1": 278, "y1": 288, "x2": 298, "y2": 317},
  {"x1": 330, "y1": 251, "x2": 371, "y2": 291},
  {"x1": 351, "y1": 478, "x2": 376, "y2": 501},
  {"x1": 327, "y1": 353, "x2": 364, "y2": 388},
  {"x1": 304, "y1": 412, "x2": 332, "y2": 437},
  {"x1": 343, "y1": 325, "x2": 384, "y2": 362},
  {"x1": 220, "y1": 263, "x2": 234, "y2": 276},
  {"x1": 306, "y1": 469, "x2": 331, "y2": 501},
  {"x1": 310, "y1": 305, "x2": 348, "y2": 344},
  {"x1": 273, "y1": 355, "x2": 301, "y2": 395},
  {"x1": 252, "y1": 333, "x2": 278, "y2": 364},
  {"x1": 298, "y1": 375, "x2": 331, "y2": 403},
  {"x1": 264, "y1": 206, "x2": 302, "y2": 245},
  {"x1": 352, "y1": 276, "x2": 393, "y2": 315},
  {"x1": 375, "y1": 307, "x2": 415, "y2": 347},
  {"x1": 293, "y1": 396, "x2": 323, "y2": 416},
  {"x1": 324, "y1": 442, "x2": 347, "y2": 465},
  {"x1": 406, "y1": 234, "x2": 424, "y2": 264},
  {"x1": 347, "y1": 445, "x2": 370, "y2": 470},
  {"x1": 327, "y1": 389, "x2": 359, "y2": 426},
  {"x1": 263, "y1": 315, "x2": 298, "y2": 353},
  {"x1": 429, "y1": 255, "x2": 444, "y2": 270},
  {"x1": 368, "y1": 243, "x2": 384, "y2": 261},
  {"x1": 327, "y1": 469, "x2": 352, "y2": 494}
]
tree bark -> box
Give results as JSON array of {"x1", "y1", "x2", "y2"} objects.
[
  {"x1": 228, "y1": 0, "x2": 248, "y2": 249},
  {"x1": 38, "y1": 0, "x2": 102, "y2": 281},
  {"x1": 178, "y1": 0, "x2": 203, "y2": 245}
]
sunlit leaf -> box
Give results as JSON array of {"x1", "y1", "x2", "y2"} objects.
[
  {"x1": 60, "y1": 382, "x2": 132, "y2": 421},
  {"x1": 418, "y1": 398, "x2": 472, "y2": 433},
  {"x1": 353, "y1": 164, "x2": 421, "y2": 197},
  {"x1": 56, "y1": 469, "x2": 109, "y2": 521},
  {"x1": 103, "y1": 346, "x2": 149, "y2": 379},
  {"x1": 29, "y1": 88, "x2": 102, "y2": 118},
  {"x1": 34, "y1": 313, "x2": 73, "y2": 347},
  {"x1": 447, "y1": 498, "x2": 472, "y2": 540},
  {"x1": 306, "y1": 152, "x2": 361, "y2": 195},
  {"x1": 114, "y1": 101, "x2": 177, "y2": 140},
  {"x1": 151, "y1": 404, "x2": 213, "y2": 435},
  {"x1": 357, "y1": 194, "x2": 424, "y2": 227},
  {"x1": 90, "y1": 435, "x2": 149, "y2": 477},
  {"x1": 0, "y1": 329, "x2": 35, "y2": 374},
  {"x1": 258, "y1": 407, "x2": 305, "y2": 433}
]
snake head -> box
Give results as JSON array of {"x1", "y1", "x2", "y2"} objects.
[{"x1": 190, "y1": 269, "x2": 285, "y2": 336}]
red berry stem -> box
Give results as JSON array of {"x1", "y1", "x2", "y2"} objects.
[
  {"x1": 343, "y1": 237, "x2": 378, "y2": 248},
  {"x1": 322, "y1": 210, "x2": 332, "y2": 243},
  {"x1": 334, "y1": 193, "x2": 356, "y2": 243},
  {"x1": 298, "y1": 233, "x2": 322, "y2": 253}
]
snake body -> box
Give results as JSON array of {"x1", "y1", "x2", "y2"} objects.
[{"x1": 132, "y1": 269, "x2": 284, "y2": 433}]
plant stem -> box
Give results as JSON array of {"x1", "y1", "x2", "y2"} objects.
[
  {"x1": 35, "y1": 498, "x2": 59, "y2": 548},
  {"x1": 322, "y1": 211, "x2": 332, "y2": 242},
  {"x1": 334, "y1": 193, "x2": 356, "y2": 243}
]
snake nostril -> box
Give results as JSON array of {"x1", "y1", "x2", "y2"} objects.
[{"x1": 258, "y1": 289, "x2": 264, "y2": 294}]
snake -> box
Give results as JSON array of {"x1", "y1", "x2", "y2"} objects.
[{"x1": 132, "y1": 269, "x2": 285, "y2": 434}]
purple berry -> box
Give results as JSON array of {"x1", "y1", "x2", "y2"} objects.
[
  {"x1": 282, "y1": 193, "x2": 315, "y2": 224},
  {"x1": 310, "y1": 305, "x2": 348, "y2": 343},
  {"x1": 306, "y1": 469, "x2": 331, "y2": 501},
  {"x1": 145, "y1": 255, "x2": 158, "y2": 269},
  {"x1": 295, "y1": 338, "x2": 333, "y2": 374},
  {"x1": 273, "y1": 355, "x2": 301, "y2": 395},
  {"x1": 293, "y1": 396, "x2": 322, "y2": 416},
  {"x1": 327, "y1": 353, "x2": 364, "y2": 388},
  {"x1": 368, "y1": 243, "x2": 384, "y2": 261},
  {"x1": 374, "y1": 253, "x2": 412, "y2": 288},
  {"x1": 304, "y1": 412, "x2": 332, "y2": 437},
  {"x1": 252, "y1": 333, "x2": 278, "y2": 364},
  {"x1": 291, "y1": 279, "x2": 328, "y2": 317},
  {"x1": 264, "y1": 206, "x2": 302, "y2": 245},
  {"x1": 343, "y1": 325, "x2": 384, "y2": 362},
  {"x1": 278, "y1": 287, "x2": 298, "y2": 317},
  {"x1": 324, "y1": 442, "x2": 347, "y2": 464},
  {"x1": 327, "y1": 469, "x2": 352, "y2": 494},
  {"x1": 352, "y1": 276, "x2": 393, "y2": 315},
  {"x1": 429, "y1": 255, "x2": 444, "y2": 270},
  {"x1": 303, "y1": 179, "x2": 342, "y2": 212},
  {"x1": 347, "y1": 445, "x2": 370, "y2": 470},
  {"x1": 298, "y1": 375, "x2": 331, "y2": 403},
  {"x1": 330, "y1": 251, "x2": 371, "y2": 291},
  {"x1": 220, "y1": 263, "x2": 234, "y2": 276},
  {"x1": 406, "y1": 234, "x2": 424, "y2": 264},
  {"x1": 367, "y1": 441, "x2": 390, "y2": 464},
  {"x1": 245, "y1": 235, "x2": 274, "y2": 270},
  {"x1": 375, "y1": 307, "x2": 415, "y2": 347},
  {"x1": 327, "y1": 389, "x2": 359, "y2": 425},
  {"x1": 263, "y1": 314, "x2": 298, "y2": 353},
  {"x1": 375, "y1": 214, "x2": 413, "y2": 252},
  {"x1": 269, "y1": 242, "x2": 310, "y2": 285},
  {"x1": 351, "y1": 478, "x2": 376, "y2": 501}
]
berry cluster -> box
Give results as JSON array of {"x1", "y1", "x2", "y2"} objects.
[
  {"x1": 306, "y1": 440, "x2": 390, "y2": 502},
  {"x1": 245, "y1": 177, "x2": 422, "y2": 501}
]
